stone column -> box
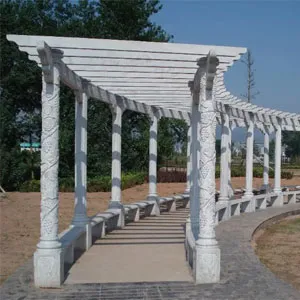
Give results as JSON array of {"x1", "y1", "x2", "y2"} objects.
[
  {"x1": 194, "y1": 54, "x2": 220, "y2": 284},
  {"x1": 147, "y1": 110, "x2": 160, "y2": 215},
  {"x1": 228, "y1": 122, "x2": 234, "y2": 199},
  {"x1": 261, "y1": 132, "x2": 270, "y2": 192},
  {"x1": 72, "y1": 91, "x2": 89, "y2": 227},
  {"x1": 274, "y1": 123, "x2": 282, "y2": 194},
  {"x1": 243, "y1": 115, "x2": 254, "y2": 199},
  {"x1": 34, "y1": 49, "x2": 64, "y2": 288},
  {"x1": 185, "y1": 125, "x2": 192, "y2": 194},
  {"x1": 108, "y1": 102, "x2": 125, "y2": 227},
  {"x1": 219, "y1": 109, "x2": 230, "y2": 218},
  {"x1": 190, "y1": 97, "x2": 200, "y2": 239}
]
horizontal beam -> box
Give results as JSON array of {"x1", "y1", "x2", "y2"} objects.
[{"x1": 8, "y1": 34, "x2": 246, "y2": 56}]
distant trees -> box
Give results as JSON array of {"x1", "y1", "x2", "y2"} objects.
[
  {"x1": 283, "y1": 132, "x2": 300, "y2": 162},
  {"x1": 0, "y1": 0, "x2": 188, "y2": 191}
]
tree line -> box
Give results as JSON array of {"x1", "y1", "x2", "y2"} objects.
[
  {"x1": 0, "y1": 0, "x2": 188, "y2": 191},
  {"x1": 0, "y1": 0, "x2": 299, "y2": 192}
]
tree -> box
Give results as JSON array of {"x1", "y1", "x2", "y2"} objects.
[
  {"x1": 241, "y1": 50, "x2": 259, "y2": 103},
  {"x1": 0, "y1": 0, "x2": 180, "y2": 190},
  {"x1": 282, "y1": 132, "x2": 300, "y2": 161}
]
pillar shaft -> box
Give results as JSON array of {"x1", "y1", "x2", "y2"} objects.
[
  {"x1": 148, "y1": 113, "x2": 158, "y2": 199},
  {"x1": 274, "y1": 125, "x2": 282, "y2": 193},
  {"x1": 197, "y1": 93, "x2": 217, "y2": 243},
  {"x1": 228, "y1": 123, "x2": 234, "y2": 199},
  {"x1": 219, "y1": 112, "x2": 230, "y2": 202},
  {"x1": 72, "y1": 92, "x2": 89, "y2": 226},
  {"x1": 185, "y1": 125, "x2": 192, "y2": 194},
  {"x1": 38, "y1": 68, "x2": 61, "y2": 248},
  {"x1": 190, "y1": 98, "x2": 200, "y2": 239},
  {"x1": 244, "y1": 117, "x2": 254, "y2": 198},
  {"x1": 34, "y1": 49, "x2": 64, "y2": 288},
  {"x1": 110, "y1": 104, "x2": 123, "y2": 204},
  {"x1": 263, "y1": 132, "x2": 269, "y2": 189}
]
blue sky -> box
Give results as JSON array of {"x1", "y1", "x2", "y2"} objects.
[{"x1": 151, "y1": 1, "x2": 300, "y2": 141}]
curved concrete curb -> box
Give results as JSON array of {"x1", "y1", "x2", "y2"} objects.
[{"x1": 252, "y1": 208, "x2": 300, "y2": 237}]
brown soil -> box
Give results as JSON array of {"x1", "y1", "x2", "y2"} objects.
[
  {"x1": 254, "y1": 216, "x2": 300, "y2": 290},
  {"x1": 0, "y1": 177, "x2": 299, "y2": 284}
]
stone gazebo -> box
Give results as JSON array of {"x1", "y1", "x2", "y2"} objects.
[{"x1": 7, "y1": 35, "x2": 300, "y2": 287}]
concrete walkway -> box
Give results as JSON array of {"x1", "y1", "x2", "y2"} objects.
[
  {"x1": 1, "y1": 204, "x2": 300, "y2": 300},
  {"x1": 65, "y1": 209, "x2": 192, "y2": 284}
]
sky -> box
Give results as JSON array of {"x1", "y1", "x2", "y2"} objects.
[{"x1": 151, "y1": 0, "x2": 300, "y2": 141}]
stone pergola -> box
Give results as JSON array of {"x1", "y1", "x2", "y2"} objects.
[{"x1": 7, "y1": 35, "x2": 300, "y2": 287}]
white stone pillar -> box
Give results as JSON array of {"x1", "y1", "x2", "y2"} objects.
[
  {"x1": 108, "y1": 102, "x2": 125, "y2": 227},
  {"x1": 147, "y1": 111, "x2": 160, "y2": 215},
  {"x1": 72, "y1": 91, "x2": 89, "y2": 227},
  {"x1": 185, "y1": 125, "x2": 192, "y2": 194},
  {"x1": 190, "y1": 88, "x2": 200, "y2": 240},
  {"x1": 219, "y1": 110, "x2": 230, "y2": 219},
  {"x1": 194, "y1": 54, "x2": 220, "y2": 284},
  {"x1": 274, "y1": 123, "x2": 282, "y2": 194},
  {"x1": 228, "y1": 122, "x2": 234, "y2": 199},
  {"x1": 190, "y1": 101, "x2": 200, "y2": 239},
  {"x1": 244, "y1": 115, "x2": 254, "y2": 199},
  {"x1": 261, "y1": 132, "x2": 270, "y2": 192},
  {"x1": 34, "y1": 49, "x2": 64, "y2": 288},
  {"x1": 219, "y1": 110, "x2": 230, "y2": 199}
]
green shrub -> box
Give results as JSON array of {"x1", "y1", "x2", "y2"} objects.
[
  {"x1": 59, "y1": 178, "x2": 74, "y2": 192},
  {"x1": 87, "y1": 176, "x2": 111, "y2": 192},
  {"x1": 18, "y1": 172, "x2": 146, "y2": 192},
  {"x1": 19, "y1": 179, "x2": 40, "y2": 192}
]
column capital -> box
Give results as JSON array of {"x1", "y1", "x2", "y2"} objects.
[
  {"x1": 37, "y1": 41, "x2": 63, "y2": 84},
  {"x1": 110, "y1": 98, "x2": 126, "y2": 115},
  {"x1": 74, "y1": 89, "x2": 88, "y2": 103},
  {"x1": 148, "y1": 107, "x2": 161, "y2": 121}
]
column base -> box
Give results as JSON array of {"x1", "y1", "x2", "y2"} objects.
[
  {"x1": 107, "y1": 201, "x2": 125, "y2": 228},
  {"x1": 273, "y1": 188, "x2": 282, "y2": 194},
  {"x1": 184, "y1": 188, "x2": 190, "y2": 194},
  {"x1": 146, "y1": 194, "x2": 160, "y2": 216},
  {"x1": 260, "y1": 184, "x2": 270, "y2": 193},
  {"x1": 34, "y1": 247, "x2": 64, "y2": 288},
  {"x1": 72, "y1": 214, "x2": 90, "y2": 227},
  {"x1": 194, "y1": 239, "x2": 220, "y2": 284}
]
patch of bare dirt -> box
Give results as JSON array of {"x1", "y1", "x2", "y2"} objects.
[{"x1": 254, "y1": 216, "x2": 300, "y2": 290}]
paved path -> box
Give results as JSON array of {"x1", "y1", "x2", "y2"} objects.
[
  {"x1": 65, "y1": 209, "x2": 192, "y2": 284},
  {"x1": 1, "y1": 204, "x2": 300, "y2": 300}
]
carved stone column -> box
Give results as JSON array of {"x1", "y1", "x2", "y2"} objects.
[
  {"x1": 34, "y1": 48, "x2": 64, "y2": 287},
  {"x1": 72, "y1": 91, "x2": 89, "y2": 227},
  {"x1": 243, "y1": 115, "x2": 254, "y2": 199},
  {"x1": 184, "y1": 125, "x2": 192, "y2": 194},
  {"x1": 147, "y1": 110, "x2": 160, "y2": 215},
  {"x1": 274, "y1": 121, "x2": 282, "y2": 195},
  {"x1": 194, "y1": 54, "x2": 220, "y2": 284},
  {"x1": 261, "y1": 131, "x2": 270, "y2": 192},
  {"x1": 190, "y1": 94, "x2": 200, "y2": 239},
  {"x1": 72, "y1": 91, "x2": 91, "y2": 249},
  {"x1": 228, "y1": 121, "x2": 234, "y2": 199},
  {"x1": 108, "y1": 101, "x2": 125, "y2": 227},
  {"x1": 219, "y1": 108, "x2": 230, "y2": 219}
]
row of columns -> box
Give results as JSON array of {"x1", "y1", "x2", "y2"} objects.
[
  {"x1": 35, "y1": 56, "x2": 162, "y2": 286},
  {"x1": 185, "y1": 110, "x2": 283, "y2": 222}
]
